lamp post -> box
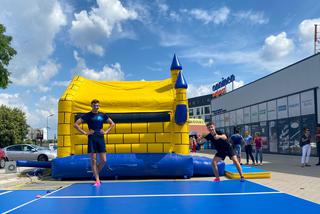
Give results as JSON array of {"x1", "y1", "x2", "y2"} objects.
[{"x1": 47, "y1": 113, "x2": 54, "y2": 141}]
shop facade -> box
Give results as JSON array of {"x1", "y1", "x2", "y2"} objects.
[{"x1": 211, "y1": 54, "x2": 320, "y2": 155}]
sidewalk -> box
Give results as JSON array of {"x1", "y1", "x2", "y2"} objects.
[
  {"x1": 199, "y1": 149, "x2": 320, "y2": 204},
  {"x1": 0, "y1": 167, "x2": 36, "y2": 189}
]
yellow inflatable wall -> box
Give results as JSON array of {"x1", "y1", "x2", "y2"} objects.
[{"x1": 57, "y1": 55, "x2": 189, "y2": 157}]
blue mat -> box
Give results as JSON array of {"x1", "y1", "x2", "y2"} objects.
[
  {"x1": 1, "y1": 181, "x2": 319, "y2": 213},
  {"x1": 0, "y1": 190, "x2": 49, "y2": 213}
]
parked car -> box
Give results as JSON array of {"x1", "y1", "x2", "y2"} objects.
[
  {"x1": 0, "y1": 148, "x2": 7, "y2": 168},
  {"x1": 3, "y1": 144, "x2": 57, "y2": 162}
]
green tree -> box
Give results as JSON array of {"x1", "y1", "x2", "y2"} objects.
[
  {"x1": 0, "y1": 105, "x2": 28, "y2": 147},
  {"x1": 0, "y1": 23, "x2": 17, "y2": 89}
]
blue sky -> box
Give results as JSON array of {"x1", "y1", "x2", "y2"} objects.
[{"x1": 1, "y1": 0, "x2": 320, "y2": 138}]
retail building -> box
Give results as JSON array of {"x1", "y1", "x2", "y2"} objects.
[{"x1": 210, "y1": 53, "x2": 320, "y2": 155}]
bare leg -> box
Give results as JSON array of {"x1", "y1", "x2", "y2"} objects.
[
  {"x1": 237, "y1": 155, "x2": 241, "y2": 164},
  {"x1": 231, "y1": 155, "x2": 244, "y2": 178},
  {"x1": 90, "y1": 153, "x2": 100, "y2": 183},
  {"x1": 211, "y1": 156, "x2": 222, "y2": 179},
  {"x1": 97, "y1": 152, "x2": 106, "y2": 173}
]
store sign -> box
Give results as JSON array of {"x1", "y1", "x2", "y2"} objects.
[
  {"x1": 212, "y1": 108, "x2": 227, "y2": 116},
  {"x1": 212, "y1": 74, "x2": 235, "y2": 91},
  {"x1": 212, "y1": 87, "x2": 226, "y2": 97}
]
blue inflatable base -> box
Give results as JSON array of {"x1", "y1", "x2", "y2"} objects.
[
  {"x1": 16, "y1": 160, "x2": 52, "y2": 168},
  {"x1": 51, "y1": 153, "x2": 225, "y2": 180},
  {"x1": 52, "y1": 153, "x2": 194, "y2": 179},
  {"x1": 192, "y1": 156, "x2": 225, "y2": 176}
]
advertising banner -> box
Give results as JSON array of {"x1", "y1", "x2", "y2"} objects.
[
  {"x1": 236, "y1": 109, "x2": 244, "y2": 125},
  {"x1": 244, "y1": 107, "x2": 250, "y2": 124},
  {"x1": 288, "y1": 94, "x2": 300, "y2": 117},
  {"x1": 267, "y1": 100, "x2": 277, "y2": 120},
  {"x1": 277, "y1": 97, "x2": 288, "y2": 119},
  {"x1": 259, "y1": 102, "x2": 267, "y2": 122},
  {"x1": 230, "y1": 111, "x2": 236, "y2": 126},
  {"x1": 300, "y1": 90, "x2": 315, "y2": 115},
  {"x1": 250, "y1": 105, "x2": 258, "y2": 123}
]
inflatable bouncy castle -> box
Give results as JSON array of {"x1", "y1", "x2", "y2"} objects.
[
  {"x1": 57, "y1": 55, "x2": 189, "y2": 157},
  {"x1": 53, "y1": 55, "x2": 225, "y2": 179}
]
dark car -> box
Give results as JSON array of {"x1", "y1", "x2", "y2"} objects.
[{"x1": 0, "y1": 148, "x2": 7, "y2": 168}]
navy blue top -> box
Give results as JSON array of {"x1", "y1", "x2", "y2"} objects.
[
  {"x1": 230, "y1": 134, "x2": 244, "y2": 145},
  {"x1": 81, "y1": 112, "x2": 109, "y2": 132}
]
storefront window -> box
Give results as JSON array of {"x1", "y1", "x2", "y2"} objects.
[
  {"x1": 268, "y1": 121, "x2": 278, "y2": 153},
  {"x1": 289, "y1": 117, "x2": 301, "y2": 155},
  {"x1": 204, "y1": 106, "x2": 210, "y2": 114},
  {"x1": 301, "y1": 114, "x2": 317, "y2": 156},
  {"x1": 277, "y1": 119, "x2": 290, "y2": 154}
]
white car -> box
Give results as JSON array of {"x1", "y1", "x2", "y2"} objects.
[{"x1": 4, "y1": 144, "x2": 57, "y2": 162}]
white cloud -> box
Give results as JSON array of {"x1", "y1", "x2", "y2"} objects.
[
  {"x1": 159, "y1": 32, "x2": 193, "y2": 47},
  {"x1": 0, "y1": 0, "x2": 67, "y2": 86},
  {"x1": 69, "y1": 0, "x2": 137, "y2": 56},
  {"x1": 203, "y1": 58, "x2": 215, "y2": 67},
  {"x1": 226, "y1": 80, "x2": 244, "y2": 92},
  {"x1": 187, "y1": 80, "x2": 243, "y2": 98},
  {"x1": 169, "y1": 12, "x2": 181, "y2": 22},
  {"x1": 73, "y1": 51, "x2": 125, "y2": 80},
  {"x1": 157, "y1": 2, "x2": 169, "y2": 14},
  {"x1": 14, "y1": 61, "x2": 60, "y2": 86},
  {"x1": 190, "y1": 7, "x2": 230, "y2": 24},
  {"x1": 182, "y1": 46, "x2": 297, "y2": 75},
  {"x1": 261, "y1": 32, "x2": 294, "y2": 60},
  {"x1": 187, "y1": 84, "x2": 212, "y2": 98},
  {"x1": 0, "y1": 92, "x2": 32, "y2": 125},
  {"x1": 0, "y1": 93, "x2": 27, "y2": 111},
  {"x1": 37, "y1": 85, "x2": 51, "y2": 93},
  {"x1": 234, "y1": 11, "x2": 268, "y2": 24},
  {"x1": 35, "y1": 96, "x2": 58, "y2": 119},
  {"x1": 155, "y1": 1, "x2": 181, "y2": 22},
  {"x1": 33, "y1": 96, "x2": 58, "y2": 137},
  {"x1": 0, "y1": 93, "x2": 58, "y2": 131},
  {"x1": 52, "y1": 81, "x2": 71, "y2": 87},
  {"x1": 298, "y1": 18, "x2": 320, "y2": 51}
]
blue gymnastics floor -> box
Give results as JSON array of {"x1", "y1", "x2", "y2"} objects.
[{"x1": 1, "y1": 180, "x2": 319, "y2": 213}]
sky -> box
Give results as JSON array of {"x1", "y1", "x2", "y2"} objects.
[{"x1": 0, "y1": 0, "x2": 320, "y2": 139}]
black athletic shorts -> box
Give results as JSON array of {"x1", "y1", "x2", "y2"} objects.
[
  {"x1": 215, "y1": 145, "x2": 236, "y2": 160},
  {"x1": 87, "y1": 134, "x2": 106, "y2": 153}
]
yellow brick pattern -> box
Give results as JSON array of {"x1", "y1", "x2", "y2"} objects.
[
  {"x1": 116, "y1": 123, "x2": 132, "y2": 134},
  {"x1": 132, "y1": 144, "x2": 147, "y2": 153},
  {"x1": 148, "y1": 144, "x2": 163, "y2": 153}
]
